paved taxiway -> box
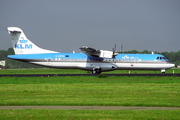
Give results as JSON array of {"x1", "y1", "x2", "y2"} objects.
[
  {"x1": 0, "y1": 106, "x2": 180, "y2": 110},
  {"x1": 0, "y1": 74, "x2": 180, "y2": 77}
]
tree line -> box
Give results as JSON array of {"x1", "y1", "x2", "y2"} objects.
[
  {"x1": 0, "y1": 48, "x2": 179, "y2": 69},
  {"x1": 0, "y1": 48, "x2": 43, "y2": 69}
]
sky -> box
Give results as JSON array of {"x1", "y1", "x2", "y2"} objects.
[{"x1": 0, "y1": 0, "x2": 180, "y2": 53}]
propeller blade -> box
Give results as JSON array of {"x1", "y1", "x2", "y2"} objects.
[
  {"x1": 112, "y1": 44, "x2": 116, "y2": 53},
  {"x1": 112, "y1": 44, "x2": 117, "y2": 60},
  {"x1": 114, "y1": 44, "x2": 116, "y2": 52}
]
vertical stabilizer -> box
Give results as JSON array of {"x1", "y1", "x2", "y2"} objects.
[{"x1": 7, "y1": 27, "x2": 58, "y2": 54}]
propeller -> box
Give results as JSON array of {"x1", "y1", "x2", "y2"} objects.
[
  {"x1": 112, "y1": 44, "x2": 117, "y2": 60},
  {"x1": 121, "y1": 44, "x2": 123, "y2": 53},
  {"x1": 112, "y1": 44, "x2": 116, "y2": 53}
]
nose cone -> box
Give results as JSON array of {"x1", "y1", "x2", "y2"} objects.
[
  {"x1": 166, "y1": 61, "x2": 175, "y2": 68},
  {"x1": 170, "y1": 63, "x2": 175, "y2": 68}
]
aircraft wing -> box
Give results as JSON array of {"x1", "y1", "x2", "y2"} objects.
[
  {"x1": 79, "y1": 46, "x2": 117, "y2": 58},
  {"x1": 79, "y1": 46, "x2": 101, "y2": 57}
]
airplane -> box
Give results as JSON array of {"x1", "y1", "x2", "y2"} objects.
[{"x1": 7, "y1": 27, "x2": 174, "y2": 74}]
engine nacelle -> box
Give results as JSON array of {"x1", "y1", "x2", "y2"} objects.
[{"x1": 99, "y1": 50, "x2": 113, "y2": 58}]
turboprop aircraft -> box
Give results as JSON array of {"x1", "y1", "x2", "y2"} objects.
[{"x1": 7, "y1": 27, "x2": 174, "y2": 74}]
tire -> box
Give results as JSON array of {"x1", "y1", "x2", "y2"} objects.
[
  {"x1": 92, "y1": 70, "x2": 96, "y2": 74},
  {"x1": 92, "y1": 69, "x2": 101, "y2": 74}
]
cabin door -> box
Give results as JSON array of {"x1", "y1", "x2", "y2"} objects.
[{"x1": 47, "y1": 57, "x2": 52, "y2": 65}]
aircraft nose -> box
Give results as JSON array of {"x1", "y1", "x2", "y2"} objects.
[
  {"x1": 171, "y1": 63, "x2": 175, "y2": 68},
  {"x1": 167, "y1": 61, "x2": 175, "y2": 68}
]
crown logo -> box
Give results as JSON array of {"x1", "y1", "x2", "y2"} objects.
[
  {"x1": 122, "y1": 55, "x2": 129, "y2": 59},
  {"x1": 19, "y1": 39, "x2": 28, "y2": 43}
]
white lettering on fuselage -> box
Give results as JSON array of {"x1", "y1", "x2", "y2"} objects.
[{"x1": 55, "y1": 55, "x2": 65, "y2": 57}]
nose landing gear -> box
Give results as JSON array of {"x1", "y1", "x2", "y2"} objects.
[{"x1": 161, "y1": 69, "x2": 165, "y2": 74}]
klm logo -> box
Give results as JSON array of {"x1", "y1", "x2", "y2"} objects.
[
  {"x1": 19, "y1": 39, "x2": 28, "y2": 43},
  {"x1": 15, "y1": 44, "x2": 32, "y2": 49},
  {"x1": 15, "y1": 39, "x2": 32, "y2": 49}
]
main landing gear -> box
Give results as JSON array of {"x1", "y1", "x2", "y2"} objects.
[{"x1": 92, "y1": 69, "x2": 101, "y2": 74}]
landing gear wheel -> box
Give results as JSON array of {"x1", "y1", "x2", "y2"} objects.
[
  {"x1": 92, "y1": 69, "x2": 101, "y2": 74},
  {"x1": 92, "y1": 70, "x2": 96, "y2": 74},
  {"x1": 96, "y1": 69, "x2": 100, "y2": 73},
  {"x1": 161, "y1": 69, "x2": 165, "y2": 74}
]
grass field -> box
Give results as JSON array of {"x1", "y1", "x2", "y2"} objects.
[
  {"x1": 0, "y1": 71, "x2": 180, "y2": 119},
  {"x1": 0, "y1": 76, "x2": 180, "y2": 106},
  {"x1": 0, "y1": 68, "x2": 179, "y2": 74},
  {"x1": 0, "y1": 109, "x2": 180, "y2": 120}
]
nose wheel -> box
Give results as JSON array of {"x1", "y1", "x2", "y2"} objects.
[{"x1": 161, "y1": 69, "x2": 165, "y2": 74}]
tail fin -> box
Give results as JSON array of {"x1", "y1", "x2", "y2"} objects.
[{"x1": 7, "y1": 27, "x2": 58, "y2": 55}]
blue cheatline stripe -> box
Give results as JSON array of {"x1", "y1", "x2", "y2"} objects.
[{"x1": 8, "y1": 53, "x2": 167, "y2": 61}]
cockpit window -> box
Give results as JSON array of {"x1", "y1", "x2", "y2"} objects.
[{"x1": 157, "y1": 56, "x2": 167, "y2": 60}]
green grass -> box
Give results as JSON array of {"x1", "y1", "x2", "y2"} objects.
[
  {"x1": 0, "y1": 76, "x2": 180, "y2": 107},
  {"x1": 0, "y1": 76, "x2": 180, "y2": 119},
  {"x1": 0, "y1": 109, "x2": 180, "y2": 120},
  {"x1": 0, "y1": 68, "x2": 179, "y2": 74},
  {"x1": 0, "y1": 68, "x2": 87, "y2": 74}
]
